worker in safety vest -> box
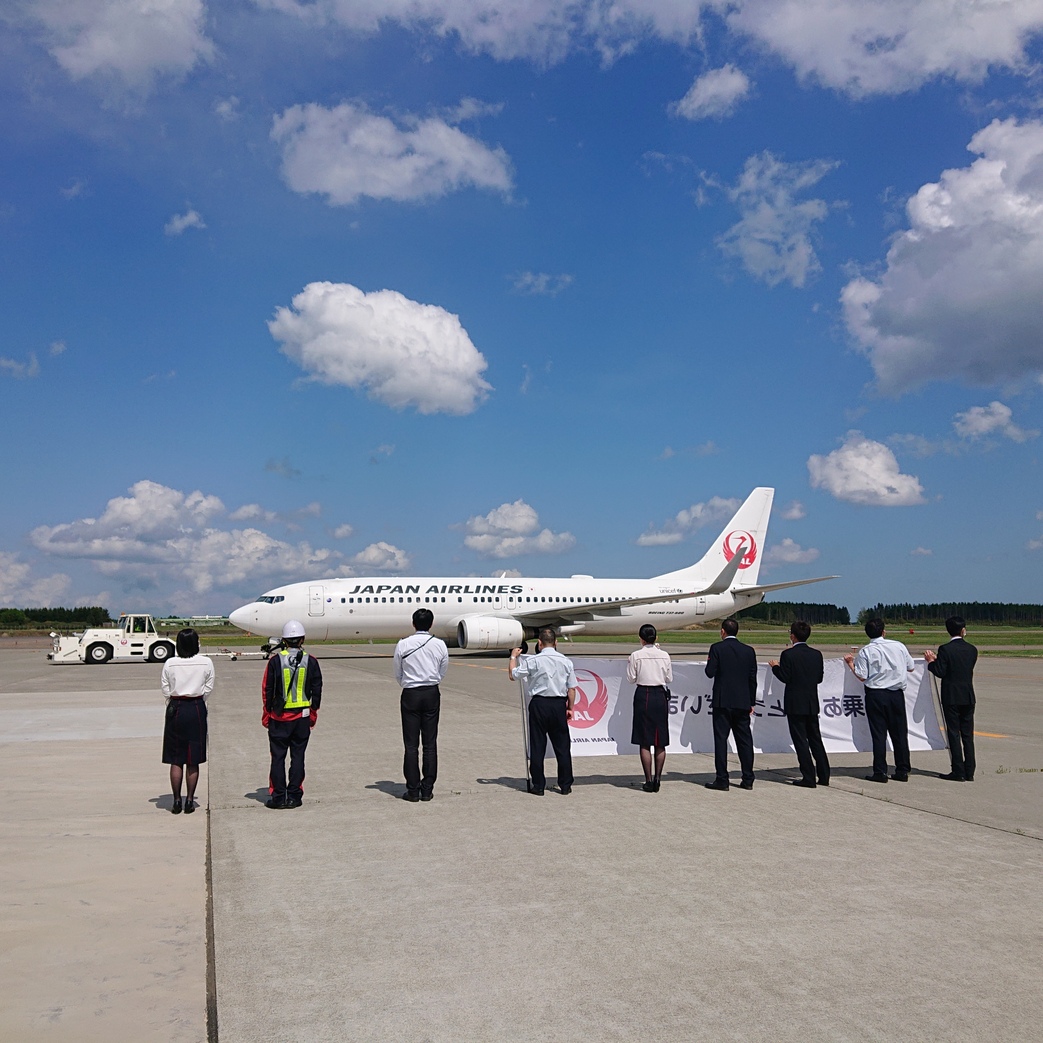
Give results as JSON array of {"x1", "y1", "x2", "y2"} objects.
[{"x1": 261, "y1": 619, "x2": 323, "y2": 809}]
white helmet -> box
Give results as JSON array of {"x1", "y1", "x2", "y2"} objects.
[{"x1": 281, "y1": 619, "x2": 306, "y2": 639}]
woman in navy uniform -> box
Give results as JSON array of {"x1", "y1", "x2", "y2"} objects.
[
  {"x1": 626, "y1": 624, "x2": 673, "y2": 792},
  {"x1": 160, "y1": 628, "x2": 215, "y2": 814}
]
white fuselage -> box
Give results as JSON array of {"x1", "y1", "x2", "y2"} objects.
[{"x1": 229, "y1": 575, "x2": 764, "y2": 645}]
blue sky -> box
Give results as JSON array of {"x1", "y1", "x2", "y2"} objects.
[{"x1": 3, "y1": 0, "x2": 1043, "y2": 617}]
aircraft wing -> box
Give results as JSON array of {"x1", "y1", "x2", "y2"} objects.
[
  {"x1": 735, "y1": 575, "x2": 839, "y2": 596},
  {"x1": 509, "y1": 587, "x2": 701, "y2": 624},
  {"x1": 508, "y1": 546, "x2": 751, "y2": 626}
]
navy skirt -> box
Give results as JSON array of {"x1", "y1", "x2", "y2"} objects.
[
  {"x1": 162, "y1": 698, "x2": 208, "y2": 766},
  {"x1": 631, "y1": 685, "x2": 670, "y2": 747}
]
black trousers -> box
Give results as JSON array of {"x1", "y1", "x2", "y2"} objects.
[
  {"x1": 864, "y1": 687, "x2": 911, "y2": 777},
  {"x1": 712, "y1": 708, "x2": 755, "y2": 784},
  {"x1": 528, "y1": 696, "x2": 573, "y2": 793},
  {"x1": 268, "y1": 716, "x2": 311, "y2": 800},
  {"x1": 787, "y1": 712, "x2": 830, "y2": 784},
  {"x1": 943, "y1": 703, "x2": 976, "y2": 779},
  {"x1": 401, "y1": 685, "x2": 440, "y2": 797}
]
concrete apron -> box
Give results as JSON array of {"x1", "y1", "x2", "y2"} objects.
[
  {"x1": 210, "y1": 651, "x2": 1043, "y2": 1043},
  {"x1": 0, "y1": 684, "x2": 208, "y2": 1043}
]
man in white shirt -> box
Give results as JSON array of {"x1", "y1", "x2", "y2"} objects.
[
  {"x1": 844, "y1": 617, "x2": 916, "y2": 783},
  {"x1": 393, "y1": 608, "x2": 449, "y2": 802},
  {"x1": 509, "y1": 628, "x2": 577, "y2": 796}
]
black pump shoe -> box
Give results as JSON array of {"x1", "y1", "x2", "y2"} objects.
[{"x1": 171, "y1": 797, "x2": 183, "y2": 814}]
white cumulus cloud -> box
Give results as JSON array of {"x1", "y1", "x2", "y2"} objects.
[
  {"x1": 28, "y1": 480, "x2": 343, "y2": 596},
  {"x1": 33, "y1": 0, "x2": 214, "y2": 89},
  {"x1": 0, "y1": 552, "x2": 71, "y2": 607},
  {"x1": 271, "y1": 101, "x2": 513, "y2": 206},
  {"x1": 910, "y1": 546, "x2": 933, "y2": 556},
  {"x1": 352, "y1": 541, "x2": 411, "y2": 571},
  {"x1": 671, "y1": 64, "x2": 752, "y2": 120},
  {"x1": 461, "y1": 500, "x2": 575, "y2": 558},
  {"x1": 781, "y1": 500, "x2": 806, "y2": 520},
  {"x1": 953, "y1": 401, "x2": 1038, "y2": 443},
  {"x1": 765, "y1": 538, "x2": 819, "y2": 565},
  {"x1": 164, "y1": 208, "x2": 205, "y2": 236},
  {"x1": 717, "y1": 151, "x2": 840, "y2": 288},
  {"x1": 636, "y1": 496, "x2": 740, "y2": 547},
  {"x1": 808, "y1": 432, "x2": 926, "y2": 506},
  {"x1": 255, "y1": 1, "x2": 1043, "y2": 95},
  {"x1": 842, "y1": 118, "x2": 1043, "y2": 394},
  {"x1": 269, "y1": 281, "x2": 492, "y2": 415},
  {"x1": 0, "y1": 353, "x2": 40, "y2": 379},
  {"x1": 726, "y1": 0, "x2": 1043, "y2": 97},
  {"x1": 511, "y1": 272, "x2": 574, "y2": 296}
]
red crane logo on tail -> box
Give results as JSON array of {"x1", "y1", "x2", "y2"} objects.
[
  {"x1": 723, "y1": 530, "x2": 757, "y2": 569},
  {"x1": 569, "y1": 669, "x2": 609, "y2": 729}
]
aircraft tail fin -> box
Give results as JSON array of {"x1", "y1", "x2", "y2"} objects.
[{"x1": 654, "y1": 487, "x2": 774, "y2": 589}]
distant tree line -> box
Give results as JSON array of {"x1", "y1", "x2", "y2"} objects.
[
  {"x1": 856, "y1": 602, "x2": 1043, "y2": 626},
  {"x1": 738, "y1": 602, "x2": 851, "y2": 625},
  {"x1": 0, "y1": 606, "x2": 112, "y2": 628}
]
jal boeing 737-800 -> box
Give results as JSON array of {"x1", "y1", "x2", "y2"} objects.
[{"x1": 228, "y1": 487, "x2": 836, "y2": 650}]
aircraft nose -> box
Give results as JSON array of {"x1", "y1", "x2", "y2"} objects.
[{"x1": 228, "y1": 604, "x2": 255, "y2": 631}]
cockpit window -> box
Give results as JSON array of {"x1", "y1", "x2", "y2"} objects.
[{"x1": 254, "y1": 595, "x2": 285, "y2": 604}]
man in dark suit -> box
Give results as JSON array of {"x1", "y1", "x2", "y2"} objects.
[
  {"x1": 769, "y1": 620, "x2": 829, "y2": 788},
  {"x1": 704, "y1": 618, "x2": 758, "y2": 790},
  {"x1": 924, "y1": 616, "x2": 978, "y2": 781}
]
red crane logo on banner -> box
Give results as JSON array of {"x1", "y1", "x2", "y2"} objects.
[{"x1": 569, "y1": 669, "x2": 609, "y2": 729}]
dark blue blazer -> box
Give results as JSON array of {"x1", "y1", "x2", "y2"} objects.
[
  {"x1": 927, "y1": 637, "x2": 977, "y2": 707},
  {"x1": 770, "y1": 642, "x2": 824, "y2": 716},
  {"x1": 705, "y1": 636, "x2": 758, "y2": 710}
]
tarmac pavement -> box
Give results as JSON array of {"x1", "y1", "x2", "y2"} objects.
[{"x1": 2, "y1": 644, "x2": 1042, "y2": 1042}]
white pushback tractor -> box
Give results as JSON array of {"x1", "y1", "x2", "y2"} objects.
[{"x1": 48, "y1": 614, "x2": 176, "y2": 665}]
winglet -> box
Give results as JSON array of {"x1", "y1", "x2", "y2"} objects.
[{"x1": 697, "y1": 541, "x2": 747, "y2": 596}]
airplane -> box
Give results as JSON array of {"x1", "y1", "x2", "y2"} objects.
[{"x1": 227, "y1": 487, "x2": 837, "y2": 650}]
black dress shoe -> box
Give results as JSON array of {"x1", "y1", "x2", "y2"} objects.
[
  {"x1": 818, "y1": 779, "x2": 830, "y2": 787},
  {"x1": 526, "y1": 783, "x2": 544, "y2": 795},
  {"x1": 704, "y1": 780, "x2": 729, "y2": 791},
  {"x1": 171, "y1": 797, "x2": 183, "y2": 815},
  {"x1": 184, "y1": 798, "x2": 196, "y2": 814},
  {"x1": 642, "y1": 780, "x2": 656, "y2": 792},
  {"x1": 265, "y1": 797, "x2": 286, "y2": 809},
  {"x1": 791, "y1": 779, "x2": 817, "y2": 788},
  {"x1": 965, "y1": 775, "x2": 974, "y2": 782},
  {"x1": 420, "y1": 792, "x2": 433, "y2": 802},
  {"x1": 864, "y1": 774, "x2": 888, "y2": 783},
  {"x1": 890, "y1": 773, "x2": 909, "y2": 782},
  {"x1": 559, "y1": 786, "x2": 572, "y2": 795},
  {"x1": 653, "y1": 778, "x2": 661, "y2": 792},
  {"x1": 738, "y1": 780, "x2": 754, "y2": 790},
  {"x1": 400, "y1": 791, "x2": 420, "y2": 803},
  {"x1": 285, "y1": 796, "x2": 303, "y2": 808},
  {"x1": 938, "y1": 772, "x2": 965, "y2": 781}
]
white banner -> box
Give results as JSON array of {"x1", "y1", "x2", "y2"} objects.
[{"x1": 521, "y1": 657, "x2": 946, "y2": 758}]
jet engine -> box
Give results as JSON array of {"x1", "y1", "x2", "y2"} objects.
[{"x1": 457, "y1": 616, "x2": 526, "y2": 650}]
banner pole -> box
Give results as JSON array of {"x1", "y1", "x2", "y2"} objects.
[
  {"x1": 928, "y1": 670, "x2": 949, "y2": 753},
  {"x1": 518, "y1": 678, "x2": 531, "y2": 788}
]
